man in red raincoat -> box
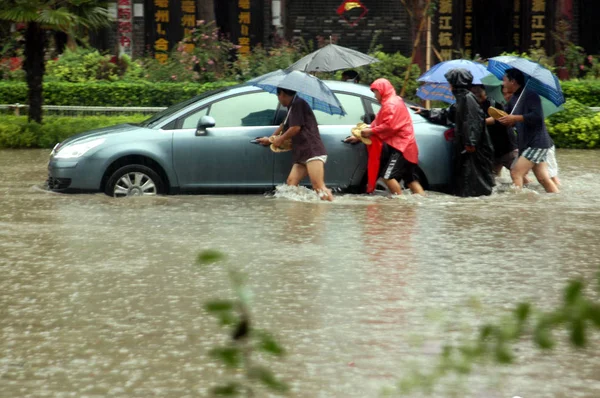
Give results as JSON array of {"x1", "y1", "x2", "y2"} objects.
[{"x1": 348, "y1": 78, "x2": 425, "y2": 195}]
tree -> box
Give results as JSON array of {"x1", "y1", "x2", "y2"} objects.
[{"x1": 0, "y1": 0, "x2": 111, "y2": 123}]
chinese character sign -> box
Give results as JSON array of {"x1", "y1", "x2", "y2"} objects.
[
  {"x1": 238, "y1": 0, "x2": 251, "y2": 55},
  {"x1": 463, "y1": 0, "x2": 473, "y2": 59},
  {"x1": 154, "y1": 0, "x2": 170, "y2": 64},
  {"x1": 435, "y1": 0, "x2": 454, "y2": 61},
  {"x1": 181, "y1": 0, "x2": 196, "y2": 50},
  {"x1": 117, "y1": 0, "x2": 133, "y2": 56},
  {"x1": 530, "y1": 0, "x2": 547, "y2": 49}
]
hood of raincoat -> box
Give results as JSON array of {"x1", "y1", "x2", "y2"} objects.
[
  {"x1": 444, "y1": 68, "x2": 473, "y2": 89},
  {"x1": 370, "y1": 78, "x2": 396, "y2": 103}
]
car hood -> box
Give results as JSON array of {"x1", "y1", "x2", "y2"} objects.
[{"x1": 57, "y1": 124, "x2": 143, "y2": 147}]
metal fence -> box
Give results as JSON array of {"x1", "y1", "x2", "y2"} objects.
[{"x1": 0, "y1": 104, "x2": 167, "y2": 117}]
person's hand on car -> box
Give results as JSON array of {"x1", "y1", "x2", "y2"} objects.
[
  {"x1": 271, "y1": 135, "x2": 285, "y2": 148},
  {"x1": 409, "y1": 105, "x2": 424, "y2": 114},
  {"x1": 256, "y1": 136, "x2": 271, "y2": 146},
  {"x1": 344, "y1": 135, "x2": 360, "y2": 143},
  {"x1": 361, "y1": 128, "x2": 372, "y2": 138}
]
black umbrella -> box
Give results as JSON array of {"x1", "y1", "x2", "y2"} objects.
[{"x1": 286, "y1": 43, "x2": 380, "y2": 73}]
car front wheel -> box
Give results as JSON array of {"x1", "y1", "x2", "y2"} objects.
[{"x1": 105, "y1": 165, "x2": 164, "y2": 198}]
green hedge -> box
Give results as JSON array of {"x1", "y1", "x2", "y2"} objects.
[
  {"x1": 547, "y1": 112, "x2": 600, "y2": 149},
  {"x1": 0, "y1": 81, "x2": 237, "y2": 107},
  {"x1": 0, "y1": 115, "x2": 148, "y2": 148},
  {"x1": 561, "y1": 79, "x2": 600, "y2": 107}
]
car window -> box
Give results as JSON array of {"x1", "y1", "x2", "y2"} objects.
[
  {"x1": 314, "y1": 93, "x2": 366, "y2": 126},
  {"x1": 208, "y1": 91, "x2": 278, "y2": 128},
  {"x1": 180, "y1": 107, "x2": 209, "y2": 129},
  {"x1": 371, "y1": 101, "x2": 423, "y2": 123}
]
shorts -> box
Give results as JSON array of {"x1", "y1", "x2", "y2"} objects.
[
  {"x1": 494, "y1": 149, "x2": 518, "y2": 170},
  {"x1": 521, "y1": 147, "x2": 549, "y2": 164},
  {"x1": 546, "y1": 146, "x2": 559, "y2": 178},
  {"x1": 303, "y1": 155, "x2": 327, "y2": 164},
  {"x1": 381, "y1": 147, "x2": 419, "y2": 185}
]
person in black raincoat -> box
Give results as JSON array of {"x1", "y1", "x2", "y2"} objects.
[
  {"x1": 411, "y1": 69, "x2": 494, "y2": 197},
  {"x1": 445, "y1": 69, "x2": 495, "y2": 196}
]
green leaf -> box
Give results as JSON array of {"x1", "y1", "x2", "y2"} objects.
[
  {"x1": 255, "y1": 330, "x2": 285, "y2": 356},
  {"x1": 209, "y1": 346, "x2": 242, "y2": 368},
  {"x1": 570, "y1": 318, "x2": 586, "y2": 347},
  {"x1": 586, "y1": 303, "x2": 600, "y2": 327},
  {"x1": 564, "y1": 279, "x2": 584, "y2": 305},
  {"x1": 197, "y1": 250, "x2": 225, "y2": 265},
  {"x1": 248, "y1": 366, "x2": 288, "y2": 392},
  {"x1": 211, "y1": 382, "x2": 243, "y2": 396},
  {"x1": 534, "y1": 324, "x2": 555, "y2": 349},
  {"x1": 514, "y1": 302, "x2": 531, "y2": 323},
  {"x1": 205, "y1": 300, "x2": 235, "y2": 313},
  {"x1": 494, "y1": 343, "x2": 514, "y2": 364}
]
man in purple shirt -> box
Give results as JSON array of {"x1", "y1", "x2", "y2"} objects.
[{"x1": 257, "y1": 87, "x2": 333, "y2": 201}]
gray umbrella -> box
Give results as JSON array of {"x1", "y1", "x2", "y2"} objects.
[{"x1": 286, "y1": 43, "x2": 380, "y2": 72}]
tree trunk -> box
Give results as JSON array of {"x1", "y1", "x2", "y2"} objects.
[
  {"x1": 23, "y1": 22, "x2": 46, "y2": 124},
  {"x1": 198, "y1": 0, "x2": 215, "y2": 22}
]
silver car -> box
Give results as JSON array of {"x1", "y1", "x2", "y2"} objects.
[{"x1": 47, "y1": 81, "x2": 452, "y2": 197}]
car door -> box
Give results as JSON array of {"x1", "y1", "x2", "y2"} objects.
[
  {"x1": 171, "y1": 91, "x2": 278, "y2": 192},
  {"x1": 273, "y1": 92, "x2": 369, "y2": 190}
]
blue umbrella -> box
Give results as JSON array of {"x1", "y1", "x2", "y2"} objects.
[
  {"x1": 417, "y1": 59, "x2": 490, "y2": 84},
  {"x1": 487, "y1": 55, "x2": 565, "y2": 107},
  {"x1": 416, "y1": 83, "x2": 456, "y2": 104},
  {"x1": 247, "y1": 69, "x2": 345, "y2": 116}
]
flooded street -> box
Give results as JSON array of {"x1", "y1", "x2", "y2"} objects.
[{"x1": 1, "y1": 148, "x2": 600, "y2": 397}]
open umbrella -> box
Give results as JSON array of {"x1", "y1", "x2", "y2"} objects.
[
  {"x1": 286, "y1": 43, "x2": 380, "y2": 72},
  {"x1": 480, "y1": 74, "x2": 563, "y2": 118},
  {"x1": 416, "y1": 80, "x2": 503, "y2": 105},
  {"x1": 417, "y1": 59, "x2": 490, "y2": 84},
  {"x1": 247, "y1": 69, "x2": 345, "y2": 116},
  {"x1": 487, "y1": 55, "x2": 565, "y2": 107}
]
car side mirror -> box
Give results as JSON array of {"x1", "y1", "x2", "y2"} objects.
[{"x1": 196, "y1": 115, "x2": 216, "y2": 136}]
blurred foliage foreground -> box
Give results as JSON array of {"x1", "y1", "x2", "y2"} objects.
[{"x1": 197, "y1": 249, "x2": 600, "y2": 397}]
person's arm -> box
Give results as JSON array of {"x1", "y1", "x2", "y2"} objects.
[
  {"x1": 256, "y1": 123, "x2": 284, "y2": 146},
  {"x1": 272, "y1": 125, "x2": 301, "y2": 147},
  {"x1": 364, "y1": 105, "x2": 395, "y2": 139}
]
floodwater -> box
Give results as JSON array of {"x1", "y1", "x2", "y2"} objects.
[{"x1": 1, "y1": 148, "x2": 600, "y2": 398}]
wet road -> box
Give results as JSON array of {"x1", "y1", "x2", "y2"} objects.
[{"x1": 1, "y1": 149, "x2": 600, "y2": 397}]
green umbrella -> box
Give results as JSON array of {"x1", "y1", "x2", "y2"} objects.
[{"x1": 480, "y1": 74, "x2": 563, "y2": 118}]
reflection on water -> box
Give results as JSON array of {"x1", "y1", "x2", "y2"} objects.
[{"x1": 1, "y1": 149, "x2": 600, "y2": 397}]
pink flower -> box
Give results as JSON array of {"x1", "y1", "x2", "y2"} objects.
[
  {"x1": 207, "y1": 59, "x2": 214, "y2": 65},
  {"x1": 196, "y1": 20, "x2": 205, "y2": 26},
  {"x1": 588, "y1": 55, "x2": 594, "y2": 63},
  {"x1": 580, "y1": 64, "x2": 585, "y2": 70},
  {"x1": 192, "y1": 55, "x2": 197, "y2": 62},
  {"x1": 171, "y1": 75, "x2": 177, "y2": 80},
  {"x1": 201, "y1": 67, "x2": 206, "y2": 71}
]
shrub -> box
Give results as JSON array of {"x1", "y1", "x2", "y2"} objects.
[
  {"x1": 0, "y1": 81, "x2": 237, "y2": 107},
  {"x1": 561, "y1": 79, "x2": 600, "y2": 107},
  {"x1": 546, "y1": 98, "x2": 594, "y2": 125},
  {"x1": 46, "y1": 48, "x2": 119, "y2": 82},
  {"x1": 547, "y1": 112, "x2": 600, "y2": 149},
  {"x1": 0, "y1": 114, "x2": 148, "y2": 148},
  {"x1": 359, "y1": 51, "x2": 422, "y2": 102}
]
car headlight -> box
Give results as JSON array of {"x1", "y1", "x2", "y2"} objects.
[{"x1": 54, "y1": 138, "x2": 105, "y2": 159}]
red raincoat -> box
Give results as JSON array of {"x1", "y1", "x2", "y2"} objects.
[{"x1": 366, "y1": 79, "x2": 419, "y2": 192}]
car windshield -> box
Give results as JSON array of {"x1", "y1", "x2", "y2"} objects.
[{"x1": 138, "y1": 87, "x2": 230, "y2": 128}]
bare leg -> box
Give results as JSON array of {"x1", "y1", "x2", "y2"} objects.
[
  {"x1": 510, "y1": 156, "x2": 534, "y2": 188},
  {"x1": 551, "y1": 176, "x2": 561, "y2": 186},
  {"x1": 532, "y1": 162, "x2": 559, "y2": 193},
  {"x1": 306, "y1": 160, "x2": 333, "y2": 201},
  {"x1": 383, "y1": 178, "x2": 402, "y2": 195},
  {"x1": 408, "y1": 180, "x2": 425, "y2": 195},
  {"x1": 286, "y1": 163, "x2": 308, "y2": 186}
]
